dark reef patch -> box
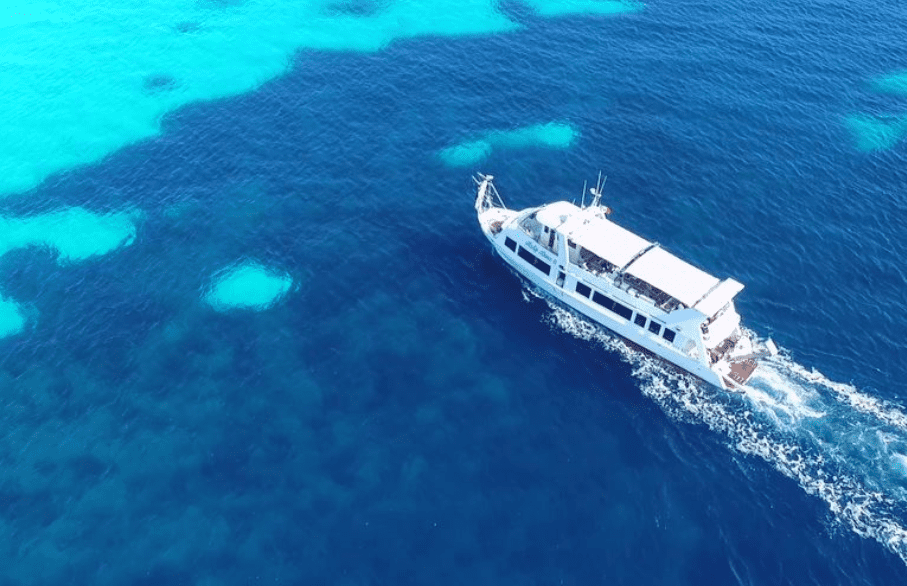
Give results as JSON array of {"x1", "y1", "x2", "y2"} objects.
[
  {"x1": 493, "y1": 0, "x2": 536, "y2": 24},
  {"x1": 143, "y1": 74, "x2": 178, "y2": 94},
  {"x1": 324, "y1": 0, "x2": 388, "y2": 17},
  {"x1": 198, "y1": 0, "x2": 245, "y2": 8},
  {"x1": 174, "y1": 21, "x2": 201, "y2": 33}
]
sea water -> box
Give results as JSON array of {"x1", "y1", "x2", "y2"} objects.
[{"x1": 1, "y1": 0, "x2": 907, "y2": 584}]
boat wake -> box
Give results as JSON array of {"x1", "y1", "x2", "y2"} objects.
[{"x1": 535, "y1": 291, "x2": 907, "y2": 566}]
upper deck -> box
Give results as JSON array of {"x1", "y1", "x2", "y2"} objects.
[{"x1": 528, "y1": 201, "x2": 742, "y2": 318}]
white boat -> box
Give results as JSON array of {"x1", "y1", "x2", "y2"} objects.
[{"x1": 474, "y1": 174, "x2": 777, "y2": 391}]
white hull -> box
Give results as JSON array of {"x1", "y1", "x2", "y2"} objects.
[
  {"x1": 474, "y1": 175, "x2": 773, "y2": 391},
  {"x1": 487, "y1": 231, "x2": 724, "y2": 387}
]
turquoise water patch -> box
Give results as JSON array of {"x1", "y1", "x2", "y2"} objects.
[
  {"x1": 438, "y1": 122, "x2": 579, "y2": 167},
  {"x1": 872, "y1": 72, "x2": 907, "y2": 96},
  {"x1": 204, "y1": 261, "x2": 293, "y2": 311},
  {"x1": 0, "y1": 0, "x2": 632, "y2": 197},
  {"x1": 847, "y1": 71, "x2": 907, "y2": 151},
  {"x1": 0, "y1": 206, "x2": 137, "y2": 338},
  {"x1": 438, "y1": 140, "x2": 494, "y2": 167},
  {"x1": 0, "y1": 295, "x2": 26, "y2": 338},
  {"x1": 523, "y1": 0, "x2": 642, "y2": 17},
  {"x1": 0, "y1": 207, "x2": 139, "y2": 263},
  {"x1": 846, "y1": 114, "x2": 907, "y2": 152}
]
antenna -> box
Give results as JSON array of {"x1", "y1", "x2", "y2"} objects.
[
  {"x1": 587, "y1": 172, "x2": 610, "y2": 215},
  {"x1": 581, "y1": 180, "x2": 587, "y2": 208},
  {"x1": 600, "y1": 175, "x2": 610, "y2": 214},
  {"x1": 590, "y1": 171, "x2": 603, "y2": 208}
]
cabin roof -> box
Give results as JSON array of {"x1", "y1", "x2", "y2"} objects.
[
  {"x1": 541, "y1": 204, "x2": 652, "y2": 268},
  {"x1": 694, "y1": 278, "x2": 744, "y2": 316},
  {"x1": 625, "y1": 247, "x2": 720, "y2": 307},
  {"x1": 535, "y1": 201, "x2": 734, "y2": 307},
  {"x1": 535, "y1": 202, "x2": 581, "y2": 227}
]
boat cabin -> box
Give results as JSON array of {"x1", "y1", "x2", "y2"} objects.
[{"x1": 515, "y1": 200, "x2": 745, "y2": 349}]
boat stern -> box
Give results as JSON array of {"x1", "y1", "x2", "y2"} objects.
[{"x1": 712, "y1": 334, "x2": 779, "y2": 390}]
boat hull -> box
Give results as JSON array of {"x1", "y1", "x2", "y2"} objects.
[
  {"x1": 482, "y1": 229, "x2": 727, "y2": 389},
  {"x1": 472, "y1": 174, "x2": 769, "y2": 391}
]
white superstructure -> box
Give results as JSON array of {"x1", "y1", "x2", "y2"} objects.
[{"x1": 474, "y1": 174, "x2": 776, "y2": 391}]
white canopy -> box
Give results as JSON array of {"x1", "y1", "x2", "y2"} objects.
[
  {"x1": 694, "y1": 278, "x2": 744, "y2": 316},
  {"x1": 535, "y1": 201, "x2": 580, "y2": 227},
  {"x1": 547, "y1": 207, "x2": 652, "y2": 269},
  {"x1": 533, "y1": 202, "x2": 731, "y2": 307},
  {"x1": 625, "y1": 246, "x2": 719, "y2": 307}
]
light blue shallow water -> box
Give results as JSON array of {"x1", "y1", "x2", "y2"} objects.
[{"x1": 2, "y1": 1, "x2": 907, "y2": 584}]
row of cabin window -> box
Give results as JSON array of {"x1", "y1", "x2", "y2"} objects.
[
  {"x1": 503, "y1": 236, "x2": 678, "y2": 345},
  {"x1": 576, "y1": 281, "x2": 677, "y2": 343},
  {"x1": 505, "y1": 237, "x2": 553, "y2": 276}
]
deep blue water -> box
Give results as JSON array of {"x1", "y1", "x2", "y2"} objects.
[{"x1": 3, "y1": 1, "x2": 907, "y2": 584}]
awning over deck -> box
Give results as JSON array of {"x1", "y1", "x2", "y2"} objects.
[
  {"x1": 624, "y1": 246, "x2": 719, "y2": 307},
  {"x1": 534, "y1": 202, "x2": 735, "y2": 308},
  {"x1": 694, "y1": 278, "x2": 744, "y2": 316},
  {"x1": 550, "y1": 208, "x2": 652, "y2": 268}
]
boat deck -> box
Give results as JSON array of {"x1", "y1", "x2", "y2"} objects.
[
  {"x1": 727, "y1": 358, "x2": 757, "y2": 386},
  {"x1": 710, "y1": 336, "x2": 738, "y2": 361}
]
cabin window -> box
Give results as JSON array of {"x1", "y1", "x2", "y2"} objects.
[
  {"x1": 505, "y1": 237, "x2": 517, "y2": 252},
  {"x1": 575, "y1": 282, "x2": 591, "y2": 297},
  {"x1": 648, "y1": 321, "x2": 662, "y2": 335},
  {"x1": 568, "y1": 240, "x2": 576, "y2": 249},
  {"x1": 634, "y1": 313, "x2": 647, "y2": 327},
  {"x1": 611, "y1": 300, "x2": 633, "y2": 320},
  {"x1": 517, "y1": 246, "x2": 551, "y2": 275},
  {"x1": 591, "y1": 292, "x2": 633, "y2": 320},
  {"x1": 662, "y1": 329, "x2": 676, "y2": 343},
  {"x1": 592, "y1": 291, "x2": 610, "y2": 308}
]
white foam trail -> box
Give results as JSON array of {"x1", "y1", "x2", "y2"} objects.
[
  {"x1": 893, "y1": 454, "x2": 907, "y2": 477},
  {"x1": 536, "y1": 292, "x2": 907, "y2": 566},
  {"x1": 740, "y1": 380, "x2": 804, "y2": 425},
  {"x1": 746, "y1": 359, "x2": 826, "y2": 423},
  {"x1": 771, "y1": 354, "x2": 907, "y2": 432}
]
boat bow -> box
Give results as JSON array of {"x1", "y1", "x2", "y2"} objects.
[{"x1": 474, "y1": 174, "x2": 515, "y2": 236}]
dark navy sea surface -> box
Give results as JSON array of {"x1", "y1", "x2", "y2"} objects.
[{"x1": 2, "y1": 1, "x2": 907, "y2": 584}]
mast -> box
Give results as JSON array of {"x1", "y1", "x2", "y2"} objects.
[{"x1": 588, "y1": 173, "x2": 609, "y2": 216}]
